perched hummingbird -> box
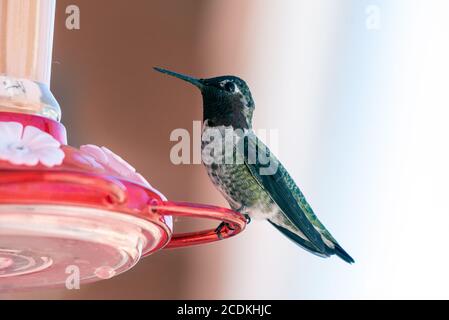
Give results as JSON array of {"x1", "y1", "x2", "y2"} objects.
[{"x1": 155, "y1": 67, "x2": 354, "y2": 263}]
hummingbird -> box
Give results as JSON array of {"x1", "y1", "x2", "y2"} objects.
[{"x1": 154, "y1": 67, "x2": 354, "y2": 263}]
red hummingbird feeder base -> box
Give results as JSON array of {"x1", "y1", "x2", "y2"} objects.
[{"x1": 0, "y1": 112, "x2": 246, "y2": 290}]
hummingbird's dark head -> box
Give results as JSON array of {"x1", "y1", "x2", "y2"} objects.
[{"x1": 154, "y1": 67, "x2": 255, "y2": 129}]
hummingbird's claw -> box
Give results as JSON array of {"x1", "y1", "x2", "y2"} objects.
[
  {"x1": 215, "y1": 222, "x2": 235, "y2": 240},
  {"x1": 244, "y1": 214, "x2": 252, "y2": 225}
]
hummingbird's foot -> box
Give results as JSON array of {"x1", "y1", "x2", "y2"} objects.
[
  {"x1": 215, "y1": 222, "x2": 235, "y2": 240},
  {"x1": 235, "y1": 206, "x2": 251, "y2": 224}
]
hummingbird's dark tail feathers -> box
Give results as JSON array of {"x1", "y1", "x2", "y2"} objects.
[
  {"x1": 268, "y1": 220, "x2": 355, "y2": 264},
  {"x1": 333, "y1": 243, "x2": 355, "y2": 264}
]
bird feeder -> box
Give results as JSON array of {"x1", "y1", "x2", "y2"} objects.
[{"x1": 0, "y1": 0, "x2": 246, "y2": 290}]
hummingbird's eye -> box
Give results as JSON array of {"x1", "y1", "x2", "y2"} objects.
[{"x1": 224, "y1": 82, "x2": 237, "y2": 93}]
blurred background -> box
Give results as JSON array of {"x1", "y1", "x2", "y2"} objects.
[{"x1": 2, "y1": 0, "x2": 449, "y2": 299}]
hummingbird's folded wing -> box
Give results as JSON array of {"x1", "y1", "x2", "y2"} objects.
[
  {"x1": 268, "y1": 221, "x2": 329, "y2": 258},
  {"x1": 242, "y1": 133, "x2": 328, "y2": 254}
]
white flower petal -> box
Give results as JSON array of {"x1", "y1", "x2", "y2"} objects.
[
  {"x1": 9, "y1": 152, "x2": 39, "y2": 166},
  {"x1": 0, "y1": 122, "x2": 23, "y2": 143},
  {"x1": 0, "y1": 152, "x2": 12, "y2": 162},
  {"x1": 81, "y1": 145, "x2": 109, "y2": 164},
  {"x1": 22, "y1": 126, "x2": 60, "y2": 149},
  {"x1": 81, "y1": 144, "x2": 162, "y2": 196},
  {"x1": 38, "y1": 148, "x2": 65, "y2": 167},
  {"x1": 0, "y1": 123, "x2": 64, "y2": 167},
  {"x1": 82, "y1": 154, "x2": 105, "y2": 170},
  {"x1": 101, "y1": 147, "x2": 136, "y2": 176},
  {"x1": 134, "y1": 173, "x2": 152, "y2": 188}
]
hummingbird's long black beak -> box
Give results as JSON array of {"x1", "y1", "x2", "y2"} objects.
[{"x1": 154, "y1": 67, "x2": 203, "y2": 88}]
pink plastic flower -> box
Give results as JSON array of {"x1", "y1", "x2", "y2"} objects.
[
  {"x1": 0, "y1": 122, "x2": 65, "y2": 167},
  {"x1": 80, "y1": 145, "x2": 156, "y2": 189},
  {"x1": 80, "y1": 144, "x2": 171, "y2": 230}
]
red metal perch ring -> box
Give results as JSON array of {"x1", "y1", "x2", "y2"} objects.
[{"x1": 155, "y1": 201, "x2": 247, "y2": 250}]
